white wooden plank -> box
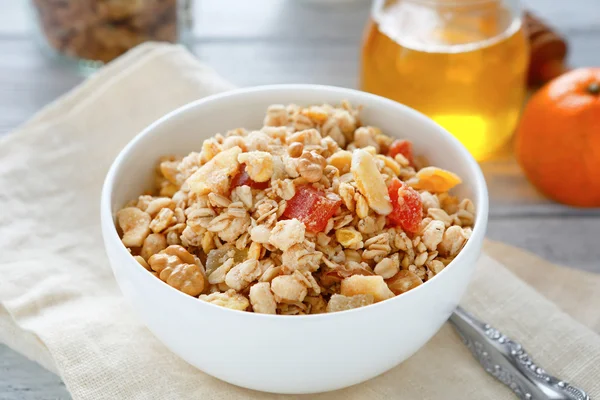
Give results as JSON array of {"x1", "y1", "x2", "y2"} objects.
[
  {"x1": 0, "y1": 344, "x2": 70, "y2": 400},
  {"x1": 487, "y1": 217, "x2": 600, "y2": 273}
]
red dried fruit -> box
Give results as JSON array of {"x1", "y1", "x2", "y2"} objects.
[
  {"x1": 230, "y1": 165, "x2": 269, "y2": 191},
  {"x1": 388, "y1": 139, "x2": 414, "y2": 165},
  {"x1": 283, "y1": 185, "x2": 341, "y2": 232},
  {"x1": 387, "y1": 178, "x2": 423, "y2": 233}
]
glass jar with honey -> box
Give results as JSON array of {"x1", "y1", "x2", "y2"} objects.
[{"x1": 361, "y1": 0, "x2": 529, "y2": 160}]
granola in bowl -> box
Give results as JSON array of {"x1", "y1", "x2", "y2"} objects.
[{"x1": 116, "y1": 101, "x2": 475, "y2": 315}]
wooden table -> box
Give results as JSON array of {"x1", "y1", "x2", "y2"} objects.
[{"x1": 0, "y1": 0, "x2": 598, "y2": 398}]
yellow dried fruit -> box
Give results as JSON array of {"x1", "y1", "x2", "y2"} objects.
[
  {"x1": 408, "y1": 167, "x2": 462, "y2": 193},
  {"x1": 340, "y1": 275, "x2": 394, "y2": 302},
  {"x1": 327, "y1": 150, "x2": 353, "y2": 175},
  {"x1": 326, "y1": 294, "x2": 374, "y2": 312},
  {"x1": 335, "y1": 227, "x2": 363, "y2": 248},
  {"x1": 351, "y1": 149, "x2": 393, "y2": 216},
  {"x1": 187, "y1": 146, "x2": 241, "y2": 195}
]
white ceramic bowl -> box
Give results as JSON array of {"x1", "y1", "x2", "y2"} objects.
[{"x1": 101, "y1": 84, "x2": 488, "y2": 394}]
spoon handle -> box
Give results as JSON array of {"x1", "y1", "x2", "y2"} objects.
[{"x1": 449, "y1": 306, "x2": 591, "y2": 400}]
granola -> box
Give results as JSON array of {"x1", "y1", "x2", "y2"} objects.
[{"x1": 116, "y1": 102, "x2": 476, "y2": 314}]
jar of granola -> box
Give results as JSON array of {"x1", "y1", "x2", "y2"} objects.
[{"x1": 30, "y1": 0, "x2": 192, "y2": 73}]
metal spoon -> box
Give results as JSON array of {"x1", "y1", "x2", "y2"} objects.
[{"x1": 450, "y1": 306, "x2": 591, "y2": 400}]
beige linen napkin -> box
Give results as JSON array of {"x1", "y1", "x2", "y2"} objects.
[{"x1": 1, "y1": 43, "x2": 599, "y2": 400}]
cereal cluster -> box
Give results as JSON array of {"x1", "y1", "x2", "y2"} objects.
[
  {"x1": 32, "y1": 0, "x2": 181, "y2": 63},
  {"x1": 117, "y1": 102, "x2": 475, "y2": 315}
]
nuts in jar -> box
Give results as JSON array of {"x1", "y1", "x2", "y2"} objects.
[{"x1": 31, "y1": 0, "x2": 190, "y2": 64}]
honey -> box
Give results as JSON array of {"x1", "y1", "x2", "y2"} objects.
[{"x1": 361, "y1": 0, "x2": 529, "y2": 160}]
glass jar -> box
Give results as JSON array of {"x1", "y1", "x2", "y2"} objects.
[
  {"x1": 361, "y1": 0, "x2": 529, "y2": 161},
  {"x1": 30, "y1": 0, "x2": 192, "y2": 73}
]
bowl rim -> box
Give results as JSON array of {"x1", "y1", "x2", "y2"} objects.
[{"x1": 101, "y1": 83, "x2": 489, "y2": 320}]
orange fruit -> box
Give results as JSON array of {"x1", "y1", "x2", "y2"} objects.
[{"x1": 515, "y1": 68, "x2": 600, "y2": 207}]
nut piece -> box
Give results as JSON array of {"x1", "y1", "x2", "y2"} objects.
[
  {"x1": 238, "y1": 151, "x2": 274, "y2": 182},
  {"x1": 288, "y1": 142, "x2": 304, "y2": 158},
  {"x1": 328, "y1": 150, "x2": 353, "y2": 175},
  {"x1": 269, "y1": 219, "x2": 306, "y2": 251},
  {"x1": 225, "y1": 259, "x2": 262, "y2": 291},
  {"x1": 141, "y1": 233, "x2": 167, "y2": 260},
  {"x1": 160, "y1": 263, "x2": 205, "y2": 297},
  {"x1": 326, "y1": 294, "x2": 375, "y2": 313},
  {"x1": 297, "y1": 151, "x2": 327, "y2": 183},
  {"x1": 186, "y1": 146, "x2": 241, "y2": 195},
  {"x1": 271, "y1": 274, "x2": 308, "y2": 303},
  {"x1": 148, "y1": 245, "x2": 205, "y2": 296},
  {"x1": 249, "y1": 282, "x2": 277, "y2": 314},
  {"x1": 351, "y1": 149, "x2": 392, "y2": 216},
  {"x1": 340, "y1": 275, "x2": 394, "y2": 302},
  {"x1": 199, "y1": 290, "x2": 250, "y2": 311},
  {"x1": 386, "y1": 270, "x2": 423, "y2": 295},
  {"x1": 408, "y1": 166, "x2": 462, "y2": 193},
  {"x1": 117, "y1": 207, "x2": 151, "y2": 247},
  {"x1": 134, "y1": 255, "x2": 151, "y2": 271}
]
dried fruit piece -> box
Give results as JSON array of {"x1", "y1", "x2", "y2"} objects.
[
  {"x1": 205, "y1": 246, "x2": 247, "y2": 276},
  {"x1": 386, "y1": 270, "x2": 423, "y2": 295},
  {"x1": 408, "y1": 166, "x2": 462, "y2": 193},
  {"x1": 326, "y1": 294, "x2": 375, "y2": 312},
  {"x1": 388, "y1": 139, "x2": 414, "y2": 165},
  {"x1": 351, "y1": 149, "x2": 393, "y2": 215},
  {"x1": 283, "y1": 185, "x2": 341, "y2": 232},
  {"x1": 335, "y1": 227, "x2": 363, "y2": 248},
  {"x1": 230, "y1": 165, "x2": 269, "y2": 191},
  {"x1": 117, "y1": 207, "x2": 151, "y2": 248},
  {"x1": 187, "y1": 146, "x2": 241, "y2": 195},
  {"x1": 340, "y1": 275, "x2": 394, "y2": 302},
  {"x1": 327, "y1": 150, "x2": 353, "y2": 175},
  {"x1": 387, "y1": 178, "x2": 423, "y2": 233}
]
